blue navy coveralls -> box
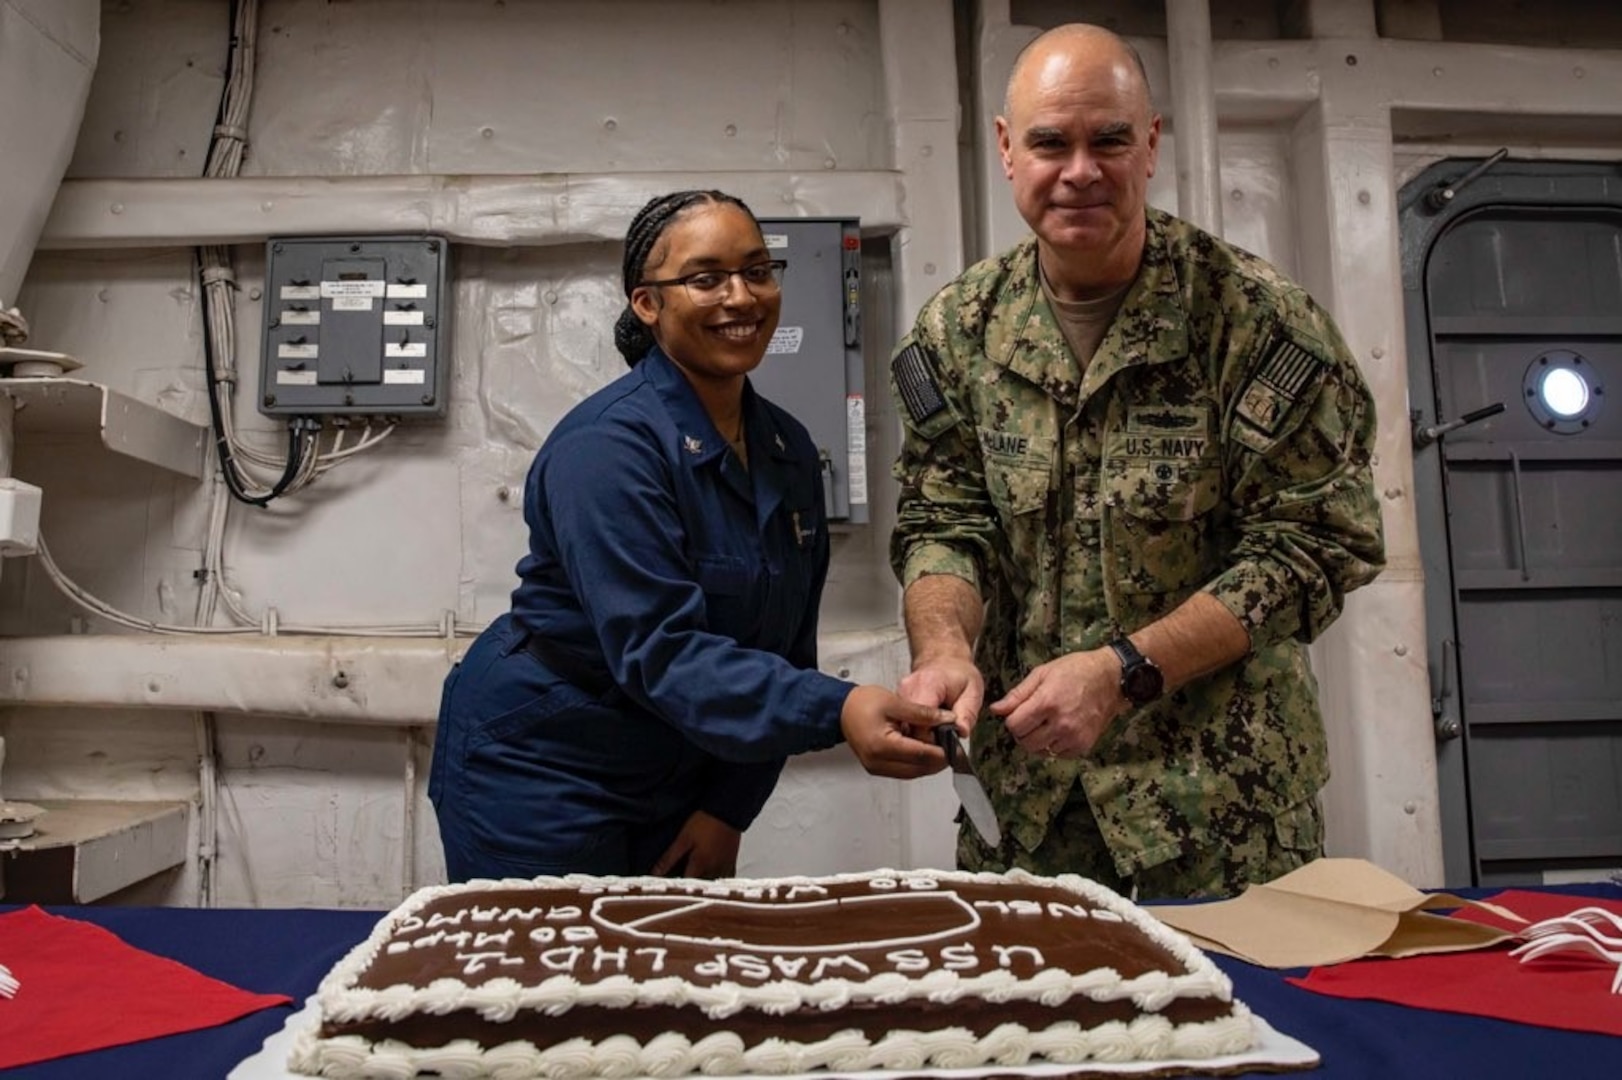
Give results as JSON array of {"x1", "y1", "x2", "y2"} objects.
[{"x1": 429, "y1": 347, "x2": 852, "y2": 880}]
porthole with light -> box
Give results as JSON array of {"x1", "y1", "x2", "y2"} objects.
[{"x1": 1523, "y1": 350, "x2": 1602, "y2": 434}]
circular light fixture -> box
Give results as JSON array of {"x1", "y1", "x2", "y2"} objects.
[
  {"x1": 1539, "y1": 366, "x2": 1589, "y2": 418},
  {"x1": 1523, "y1": 350, "x2": 1602, "y2": 434}
]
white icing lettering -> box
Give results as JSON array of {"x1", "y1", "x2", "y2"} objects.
[
  {"x1": 870, "y1": 878, "x2": 898, "y2": 890},
  {"x1": 474, "y1": 930, "x2": 513, "y2": 949},
  {"x1": 695, "y1": 954, "x2": 729, "y2": 979},
  {"x1": 427, "y1": 910, "x2": 469, "y2": 929},
  {"x1": 562, "y1": 925, "x2": 598, "y2": 943},
  {"x1": 528, "y1": 926, "x2": 556, "y2": 946},
  {"x1": 730, "y1": 954, "x2": 771, "y2": 982},
  {"x1": 576, "y1": 884, "x2": 604, "y2": 895},
  {"x1": 412, "y1": 931, "x2": 446, "y2": 950},
  {"x1": 885, "y1": 949, "x2": 930, "y2": 973},
  {"x1": 811, "y1": 956, "x2": 871, "y2": 980},
  {"x1": 994, "y1": 944, "x2": 1045, "y2": 970},
  {"x1": 544, "y1": 906, "x2": 582, "y2": 921},
  {"x1": 973, "y1": 900, "x2": 1010, "y2": 915},
  {"x1": 901, "y1": 877, "x2": 939, "y2": 890},
  {"x1": 469, "y1": 904, "x2": 503, "y2": 922},
  {"x1": 456, "y1": 951, "x2": 521, "y2": 975},
  {"x1": 592, "y1": 946, "x2": 629, "y2": 973},
  {"x1": 1009, "y1": 900, "x2": 1041, "y2": 916},
  {"x1": 633, "y1": 947, "x2": 667, "y2": 973},
  {"x1": 772, "y1": 956, "x2": 808, "y2": 978},
  {"x1": 497, "y1": 907, "x2": 546, "y2": 922},
  {"x1": 395, "y1": 915, "x2": 425, "y2": 933},
  {"x1": 385, "y1": 942, "x2": 410, "y2": 955},
  {"x1": 441, "y1": 931, "x2": 472, "y2": 950},
  {"x1": 1047, "y1": 902, "x2": 1091, "y2": 919},
  {"x1": 941, "y1": 943, "x2": 979, "y2": 971},
  {"x1": 539, "y1": 945, "x2": 584, "y2": 972},
  {"x1": 1093, "y1": 910, "x2": 1124, "y2": 922},
  {"x1": 783, "y1": 886, "x2": 827, "y2": 900},
  {"x1": 741, "y1": 887, "x2": 766, "y2": 900}
]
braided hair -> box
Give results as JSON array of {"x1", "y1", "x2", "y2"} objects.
[{"x1": 612, "y1": 190, "x2": 757, "y2": 367}]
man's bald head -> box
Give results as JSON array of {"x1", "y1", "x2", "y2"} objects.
[
  {"x1": 993, "y1": 22, "x2": 1162, "y2": 298},
  {"x1": 1003, "y1": 24, "x2": 1154, "y2": 119}
]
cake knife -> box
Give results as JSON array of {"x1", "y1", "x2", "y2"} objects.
[{"x1": 933, "y1": 724, "x2": 1002, "y2": 848}]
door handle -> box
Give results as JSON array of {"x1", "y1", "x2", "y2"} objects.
[
  {"x1": 1413, "y1": 401, "x2": 1506, "y2": 449},
  {"x1": 1432, "y1": 637, "x2": 1461, "y2": 741}
]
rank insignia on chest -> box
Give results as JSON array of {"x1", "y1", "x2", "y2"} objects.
[
  {"x1": 683, "y1": 435, "x2": 704, "y2": 455},
  {"x1": 1236, "y1": 332, "x2": 1326, "y2": 438}
]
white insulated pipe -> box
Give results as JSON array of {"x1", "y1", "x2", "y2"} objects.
[{"x1": 1165, "y1": 0, "x2": 1224, "y2": 236}]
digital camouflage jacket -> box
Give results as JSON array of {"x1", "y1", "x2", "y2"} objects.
[{"x1": 890, "y1": 208, "x2": 1385, "y2": 876}]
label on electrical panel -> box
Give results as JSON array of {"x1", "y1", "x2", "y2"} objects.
[
  {"x1": 384, "y1": 309, "x2": 425, "y2": 325},
  {"x1": 763, "y1": 234, "x2": 789, "y2": 250},
  {"x1": 280, "y1": 285, "x2": 320, "y2": 301},
  {"x1": 280, "y1": 310, "x2": 320, "y2": 325},
  {"x1": 387, "y1": 282, "x2": 429, "y2": 299},
  {"x1": 276, "y1": 369, "x2": 318, "y2": 385},
  {"x1": 278, "y1": 343, "x2": 318, "y2": 360},
  {"x1": 331, "y1": 296, "x2": 373, "y2": 312},
  {"x1": 384, "y1": 368, "x2": 427, "y2": 384},
  {"x1": 767, "y1": 326, "x2": 804, "y2": 355},
  {"x1": 321, "y1": 280, "x2": 386, "y2": 298},
  {"x1": 386, "y1": 342, "x2": 428, "y2": 358},
  {"x1": 846, "y1": 394, "x2": 869, "y2": 506}
]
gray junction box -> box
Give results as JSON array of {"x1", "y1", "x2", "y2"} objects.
[
  {"x1": 259, "y1": 235, "x2": 451, "y2": 418},
  {"x1": 749, "y1": 218, "x2": 868, "y2": 523}
]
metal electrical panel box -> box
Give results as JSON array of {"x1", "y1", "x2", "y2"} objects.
[
  {"x1": 750, "y1": 218, "x2": 867, "y2": 523},
  {"x1": 260, "y1": 235, "x2": 450, "y2": 418}
]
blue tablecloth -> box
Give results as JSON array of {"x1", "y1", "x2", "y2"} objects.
[{"x1": 4, "y1": 884, "x2": 1621, "y2": 1079}]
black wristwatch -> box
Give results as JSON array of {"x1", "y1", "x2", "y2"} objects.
[{"x1": 1108, "y1": 637, "x2": 1164, "y2": 706}]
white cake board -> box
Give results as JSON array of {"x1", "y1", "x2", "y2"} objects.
[{"x1": 230, "y1": 998, "x2": 1319, "y2": 1080}]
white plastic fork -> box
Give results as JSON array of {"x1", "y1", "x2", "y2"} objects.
[
  {"x1": 1520, "y1": 906, "x2": 1622, "y2": 945},
  {"x1": 1510, "y1": 930, "x2": 1622, "y2": 993},
  {"x1": 0, "y1": 962, "x2": 17, "y2": 999}
]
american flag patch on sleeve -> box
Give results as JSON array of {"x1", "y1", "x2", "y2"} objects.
[
  {"x1": 892, "y1": 343, "x2": 948, "y2": 426},
  {"x1": 1236, "y1": 332, "x2": 1326, "y2": 436}
]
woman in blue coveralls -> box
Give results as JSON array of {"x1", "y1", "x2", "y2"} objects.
[{"x1": 430, "y1": 190, "x2": 949, "y2": 881}]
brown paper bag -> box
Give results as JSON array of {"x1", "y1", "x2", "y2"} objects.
[{"x1": 1145, "y1": 857, "x2": 1523, "y2": 968}]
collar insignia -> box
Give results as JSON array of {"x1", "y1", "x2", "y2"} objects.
[
  {"x1": 682, "y1": 435, "x2": 704, "y2": 455},
  {"x1": 774, "y1": 432, "x2": 786, "y2": 452}
]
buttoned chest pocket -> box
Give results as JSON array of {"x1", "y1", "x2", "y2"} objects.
[
  {"x1": 982, "y1": 431, "x2": 1055, "y2": 522},
  {"x1": 694, "y1": 552, "x2": 757, "y2": 637},
  {"x1": 1103, "y1": 457, "x2": 1224, "y2": 595}
]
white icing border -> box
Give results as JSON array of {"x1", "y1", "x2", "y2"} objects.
[
  {"x1": 293, "y1": 869, "x2": 1252, "y2": 1077},
  {"x1": 289, "y1": 1007, "x2": 1258, "y2": 1079},
  {"x1": 312, "y1": 870, "x2": 1234, "y2": 1026}
]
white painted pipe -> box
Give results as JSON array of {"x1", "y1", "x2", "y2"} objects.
[
  {"x1": 402, "y1": 726, "x2": 419, "y2": 899},
  {"x1": 1165, "y1": 0, "x2": 1224, "y2": 236}
]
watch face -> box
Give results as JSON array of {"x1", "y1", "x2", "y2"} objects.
[{"x1": 1124, "y1": 662, "x2": 1164, "y2": 703}]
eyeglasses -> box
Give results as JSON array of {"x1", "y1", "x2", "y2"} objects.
[{"x1": 638, "y1": 260, "x2": 788, "y2": 306}]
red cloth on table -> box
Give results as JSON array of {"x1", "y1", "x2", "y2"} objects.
[
  {"x1": 0, "y1": 904, "x2": 291, "y2": 1069},
  {"x1": 1290, "y1": 890, "x2": 1622, "y2": 1037}
]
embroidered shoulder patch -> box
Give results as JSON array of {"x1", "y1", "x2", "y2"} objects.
[
  {"x1": 1236, "y1": 331, "x2": 1326, "y2": 437},
  {"x1": 892, "y1": 343, "x2": 948, "y2": 426}
]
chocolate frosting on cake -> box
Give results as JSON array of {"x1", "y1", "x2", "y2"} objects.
[{"x1": 291, "y1": 869, "x2": 1256, "y2": 1078}]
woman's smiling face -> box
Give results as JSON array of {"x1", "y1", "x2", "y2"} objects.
[{"x1": 630, "y1": 202, "x2": 781, "y2": 386}]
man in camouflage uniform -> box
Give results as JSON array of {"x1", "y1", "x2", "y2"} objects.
[{"x1": 889, "y1": 24, "x2": 1385, "y2": 898}]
